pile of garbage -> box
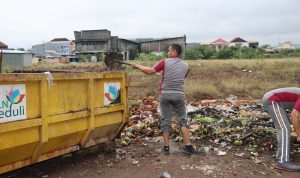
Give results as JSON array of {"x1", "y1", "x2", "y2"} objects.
[{"x1": 121, "y1": 96, "x2": 297, "y2": 152}]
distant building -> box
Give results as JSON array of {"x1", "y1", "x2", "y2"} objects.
[
  {"x1": 32, "y1": 38, "x2": 74, "y2": 58},
  {"x1": 0, "y1": 41, "x2": 8, "y2": 49},
  {"x1": 229, "y1": 37, "x2": 259, "y2": 48},
  {"x1": 137, "y1": 36, "x2": 186, "y2": 55},
  {"x1": 277, "y1": 41, "x2": 299, "y2": 50},
  {"x1": 205, "y1": 37, "x2": 259, "y2": 49},
  {"x1": 210, "y1": 38, "x2": 228, "y2": 51},
  {"x1": 248, "y1": 41, "x2": 259, "y2": 48},
  {"x1": 186, "y1": 43, "x2": 201, "y2": 49},
  {"x1": 74, "y1": 29, "x2": 139, "y2": 60},
  {"x1": 229, "y1": 37, "x2": 248, "y2": 47},
  {"x1": 0, "y1": 50, "x2": 33, "y2": 68},
  {"x1": 118, "y1": 38, "x2": 140, "y2": 60}
]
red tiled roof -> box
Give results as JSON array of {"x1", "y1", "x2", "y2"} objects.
[{"x1": 211, "y1": 38, "x2": 228, "y2": 43}]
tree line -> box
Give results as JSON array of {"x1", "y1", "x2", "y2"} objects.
[{"x1": 182, "y1": 45, "x2": 300, "y2": 60}]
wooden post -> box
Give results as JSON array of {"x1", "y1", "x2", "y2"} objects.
[{"x1": 0, "y1": 51, "x2": 2, "y2": 73}]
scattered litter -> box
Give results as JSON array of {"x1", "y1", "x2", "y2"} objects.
[
  {"x1": 161, "y1": 170, "x2": 171, "y2": 178},
  {"x1": 186, "y1": 104, "x2": 200, "y2": 113},
  {"x1": 234, "y1": 140, "x2": 243, "y2": 146},
  {"x1": 174, "y1": 136, "x2": 183, "y2": 142},
  {"x1": 201, "y1": 99, "x2": 218, "y2": 105},
  {"x1": 199, "y1": 165, "x2": 218, "y2": 176},
  {"x1": 106, "y1": 163, "x2": 113, "y2": 168},
  {"x1": 259, "y1": 171, "x2": 267, "y2": 176},
  {"x1": 226, "y1": 95, "x2": 238, "y2": 100},
  {"x1": 189, "y1": 125, "x2": 200, "y2": 132},
  {"x1": 132, "y1": 160, "x2": 139, "y2": 165},
  {"x1": 217, "y1": 151, "x2": 227, "y2": 156},
  {"x1": 262, "y1": 163, "x2": 281, "y2": 176},
  {"x1": 123, "y1": 96, "x2": 277, "y2": 158},
  {"x1": 203, "y1": 146, "x2": 210, "y2": 153},
  {"x1": 254, "y1": 158, "x2": 262, "y2": 164},
  {"x1": 251, "y1": 152, "x2": 259, "y2": 157},
  {"x1": 121, "y1": 140, "x2": 127, "y2": 146},
  {"x1": 154, "y1": 161, "x2": 167, "y2": 165},
  {"x1": 220, "y1": 142, "x2": 228, "y2": 147},
  {"x1": 235, "y1": 153, "x2": 245, "y2": 157},
  {"x1": 181, "y1": 164, "x2": 218, "y2": 176}
]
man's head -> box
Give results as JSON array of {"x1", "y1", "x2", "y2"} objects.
[{"x1": 168, "y1": 44, "x2": 182, "y2": 58}]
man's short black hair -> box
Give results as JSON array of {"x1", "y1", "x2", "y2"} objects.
[{"x1": 170, "y1": 44, "x2": 182, "y2": 56}]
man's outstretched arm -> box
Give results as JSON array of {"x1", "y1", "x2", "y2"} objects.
[{"x1": 132, "y1": 63, "x2": 157, "y2": 74}]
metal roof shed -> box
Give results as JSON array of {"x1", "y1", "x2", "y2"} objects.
[{"x1": 0, "y1": 50, "x2": 33, "y2": 69}]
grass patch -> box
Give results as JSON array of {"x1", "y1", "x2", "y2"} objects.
[{"x1": 127, "y1": 58, "x2": 300, "y2": 100}]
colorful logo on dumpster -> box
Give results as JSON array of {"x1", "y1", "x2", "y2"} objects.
[
  {"x1": 0, "y1": 85, "x2": 26, "y2": 123},
  {"x1": 104, "y1": 83, "x2": 120, "y2": 105},
  {"x1": 6, "y1": 88, "x2": 25, "y2": 104}
]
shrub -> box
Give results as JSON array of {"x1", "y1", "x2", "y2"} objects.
[
  {"x1": 129, "y1": 48, "x2": 139, "y2": 60},
  {"x1": 136, "y1": 53, "x2": 164, "y2": 61},
  {"x1": 183, "y1": 48, "x2": 203, "y2": 60}
]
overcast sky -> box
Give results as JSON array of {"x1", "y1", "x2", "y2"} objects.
[{"x1": 0, "y1": 0, "x2": 299, "y2": 49}]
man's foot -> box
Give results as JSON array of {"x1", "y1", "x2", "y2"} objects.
[
  {"x1": 182, "y1": 145, "x2": 198, "y2": 155},
  {"x1": 275, "y1": 161, "x2": 300, "y2": 172},
  {"x1": 161, "y1": 146, "x2": 170, "y2": 155}
]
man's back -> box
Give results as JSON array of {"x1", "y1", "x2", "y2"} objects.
[{"x1": 155, "y1": 58, "x2": 188, "y2": 94}]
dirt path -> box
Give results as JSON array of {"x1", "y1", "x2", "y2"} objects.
[{"x1": 1, "y1": 138, "x2": 299, "y2": 178}]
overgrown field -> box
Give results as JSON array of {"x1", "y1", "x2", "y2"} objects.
[{"x1": 127, "y1": 58, "x2": 300, "y2": 100}]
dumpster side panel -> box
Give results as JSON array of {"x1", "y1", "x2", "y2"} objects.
[
  {"x1": 0, "y1": 72, "x2": 129, "y2": 174},
  {"x1": 92, "y1": 112, "x2": 123, "y2": 140},
  {"x1": 0, "y1": 127, "x2": 39, "y2": 165},
  {"x1": 0, "y1": 143, "x2": 37, "y2": 166},
  {"x1": 47, "y1": 80, "x2": 89, "y2": 116}
]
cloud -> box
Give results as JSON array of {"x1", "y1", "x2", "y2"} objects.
[{"x1": 0, "y1": 0, "x2": 299, "y2": 48}]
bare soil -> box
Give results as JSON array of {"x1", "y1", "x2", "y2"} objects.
[{"x1": 1, "y1": 138, "x2": 299, "y2": 178}]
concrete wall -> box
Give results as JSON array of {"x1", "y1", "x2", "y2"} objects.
[
  {"x1": 118, "y1": 40, "x2": 139, "y2": 52},
  {"x1": 81, "y1": 30, "x2": 111, "y2": 40},
  {"x1": 75, "y1": 30, "x2": 111, "y2": 40},
  {"x1": 73, "y1": 30, "x2": 140, "y2": 60},
  {"x1": 74, "y1": 30, "x2": 112, "y2": 53},
  {"x1": 111, "y1": 36, "x2": 119, "y2": 51},
  {"x1": 140, "y1": 37, "x2": 186, "y2": 53},
  {"x1": 75, "y1": 41, "x2": 111, "y2": 52},
  {"x1": 74, "y1": 31, "x2": 82, "y2": 40},
  {"x1": 2, "y1": 52, "x2": 32, "y2": 68}
]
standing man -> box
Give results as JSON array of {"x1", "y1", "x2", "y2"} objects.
[
  {"x1": 262, "y1": 87, "x2": 300, "y2": 171},
  {"x1": 132, "y1": 44, "x2": 197, "y2": 155}
]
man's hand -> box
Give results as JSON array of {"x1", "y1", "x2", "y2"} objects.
[{"x1": 291, "y1": 109, "x2": 300, "y2": 139}]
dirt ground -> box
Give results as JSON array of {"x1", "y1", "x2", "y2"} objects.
[{"x1": 1, "y1": 138, "x2": 299, "y2": 178}]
